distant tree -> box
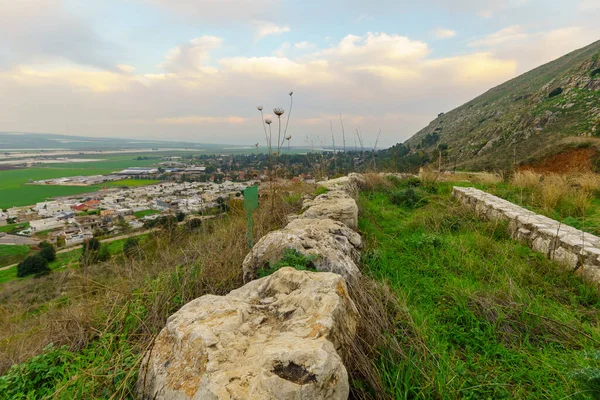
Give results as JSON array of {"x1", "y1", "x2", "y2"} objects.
[
  {"x1": 176, "y1": 211, "x2": 186, "y2": 222},
  {"x1": 38, "y1": 241, "x2": 56, "y2": 262},
  {"x1": 17, "y1": 254, "x2": 50, "y2": 278}
]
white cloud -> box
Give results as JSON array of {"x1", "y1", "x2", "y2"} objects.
[
  {"x1": 295, "y1": 41, "x2": 316, "y2": 50},
  {"x1": 254, "y1": 21, "x2": 291, "y2": 40},
  {"x1": 273, "y1": 42, "x2": 291, "y2": 57},
  {"x1": 469, "y1": 25, "x2": 527, "y2": 47},
  {"x1": 160, "y1": 36, "x2": 222, "y2": 74},
  {"x1": 433, "y1": 28, "x2": 456, "y2": 39}
]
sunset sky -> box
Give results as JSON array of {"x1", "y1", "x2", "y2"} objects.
[{"x1": 1, "y1": 0, "x2": 599, "y2": 147}]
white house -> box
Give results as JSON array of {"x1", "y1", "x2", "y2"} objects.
[
  {"x1": 0, "y1": 211, "x2": 7, "y2": 227},
  {"x1": 30, "y1": 218, "x2": 66, "y2": 232}
]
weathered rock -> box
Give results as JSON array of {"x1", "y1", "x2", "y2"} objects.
[
  {"x1": 453, "y1": 186, "x2": 600, "y2": 283},
  {"x1": 302, "y1": 190, "x2": 359, "y2": 230},
  {"x1": 242, "y1": 218, "x2": 361, "y2": 283},
  {"x1": 138, "y1": 268, "x2": 358, "y2": 400}
]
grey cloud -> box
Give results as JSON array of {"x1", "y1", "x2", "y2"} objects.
[{"x1": 0, "y1": 0, "x2": 118, "y2": 70}]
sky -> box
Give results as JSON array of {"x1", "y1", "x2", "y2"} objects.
[{"x1": 0, "y1": 0, "x2": 599, "y2": 148}]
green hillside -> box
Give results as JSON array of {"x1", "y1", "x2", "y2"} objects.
[{"x1": 393, "y1": 40, "x2": 600, "y2": 171}]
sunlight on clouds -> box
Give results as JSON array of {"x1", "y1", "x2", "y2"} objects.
[
  {"x1": 433, "y1": 28, "x2": 457, "y2": 39},
  {"x1": 7, "y1": 66, "x2": 133, "y2": 92},
  {"x1": 469, "y1": 25, "x2": 527, "y2": 47},
  {"x1": 160, "y1": 36, "x2": 222, "y2": 74}
]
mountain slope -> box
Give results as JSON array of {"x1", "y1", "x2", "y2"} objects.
[{"x1": 401, "y1": 40, "x2": 600, "y2": 171}]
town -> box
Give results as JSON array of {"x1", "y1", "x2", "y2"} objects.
[{"x1": 0, "y1": 179, "x2": 256, "y2": 249}]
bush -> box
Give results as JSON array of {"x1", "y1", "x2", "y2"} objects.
[
  {"x1": 38, "y1": 241, "x2": 56, "y2": 262},
  {"x1": 97, "y1": 245, "x2": 111, "y2": 262},
  {"x1": 389, "y1": 188, "x2": 426, "y2": 208},
  {"x1": 185, "y1": 218, "x2": 203, "y2": 230},
  {"x1": 17, "y1": 254, "x2": 50, "y2": 278},
  {"x1": 176, "y1": 212, "x2": 186, "y2": 222},
  {"x1": 548, "y1": 87, "x2": 563, "y2": 98}
]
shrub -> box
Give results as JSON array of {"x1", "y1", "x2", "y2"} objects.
[
  {"x1": 548, "y1": 87, "x2": 563, "y2": 98},
  {"x1": 17, "y1": 254, "x2": 50, "y2": 278},
  {"x1": 176, "y1": 212, "x2": 186, "y2": 222},
  {"x1": 185, "y1": 218, "x2": 203, "y2": 230},
  {"x1": 389, "y1": 188, "x2": 426, "y2": 208},
  {"x1": 38, "y1": 242, "x2": 56, "y2": 262},
  {"x1": 81, "y1": 238, "x2": 102, "y2": 267},
  {"x1": 590, "y1": 68, "x2": 600, "y2": 78},
  {"x1": 97, "y1": 245, "x2": 111, "y2": 262}
]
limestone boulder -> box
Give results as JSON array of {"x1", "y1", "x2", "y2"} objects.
[
  {"x1": 302, "y1": 190, "x2": 359, "y2": 230},
  {"x1": 138, "y1": 268, "x2": 358, "y2": 400},
  {"x1": 317, "y1": 173, "x2": 365, "y2": 195},
  {"x1": 242, "y1": 218, "x2": 362, "y2": 283}
]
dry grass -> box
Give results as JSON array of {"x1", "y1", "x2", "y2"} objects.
[
  {"x1": 0, "y1": 184, "x2": 309, "y2": 376},
  {"x1": 570, "y1": 172, "x2": 600, "y2": 193},
  {"x1": 418, "y1": 167, "x2": 440, "y2": 185},
  {"x1": 539, "y1": 174, "x2": 570, "y2": 211},
  {"x1": 358, "y1": 172, "x2": 395, "y2": 192},
  {"x1": 511, "y1": 170, "x2": 541, "y2": 188}
]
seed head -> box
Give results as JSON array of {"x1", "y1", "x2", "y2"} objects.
[
  {"x1": 285, "y1": 135, "x2": 292, "y2": 140},
  {"x1": 289, "y1": 91, "x2": 294, "y2": 96},
  {"x1": 273, "y1": 108, "x2": 284, "y2": 116},
  {"x1": 265, "y1": 119, "x2": 272, "y2": 125},
  {"x1": 257, "y1": 106, "x2": 263, "y2": 111}
]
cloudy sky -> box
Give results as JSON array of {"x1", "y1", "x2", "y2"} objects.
[{"x1": 1, "y1": 0, "x2": 599, "y2": 148}]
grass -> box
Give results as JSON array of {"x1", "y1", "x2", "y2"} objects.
[
  {"x1": 105, "y1": 179, "x2": 161, "y2": 188},
  {"x1": 133, "y1": 209, "x2": 161, "y2": 218},
  {"x1": 0, "y1": 184, "x2": 310, "y2": 398},
  {"x1": 0, "y1": 245, "x2": 32, "y2": 268},
  {"x1": 358, "y1": 178, "x2": 600, "y2": 399},
  {"x1": 0, "y1": 223, "x2": 29, "y2": 234}
]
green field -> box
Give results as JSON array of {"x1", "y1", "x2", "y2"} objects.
[
  {"x1": 133, "y1": 209, "x2": 161, "y2": 218},
  {"x1": 0, "y1": 154, "x2": 168, "y2": 209},
  {"x1": 0, "y1": 245, "x2": 32, "y2": 268},
  {"x1": 105, "y1": 179, "x2": 161, "y2": 188}
]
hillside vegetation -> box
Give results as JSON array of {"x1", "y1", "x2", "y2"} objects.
[
  {"x1": 389, "y1": 40, "x2": 600, "y2": 171},
  {"x1": 359, "y1": 176, "x2": 600, "y2": 398}
]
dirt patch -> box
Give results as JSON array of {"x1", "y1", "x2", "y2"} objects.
[{"x1": 520, "y1": 147, "x2": 597, "y2": 174}]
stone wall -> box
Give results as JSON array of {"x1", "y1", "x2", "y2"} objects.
[
  {"x1": 138, "y1": 174, "x2": 366, "y2": 400},
  {"x1": 453, "y1": 186, "x2": 600, "y2": 282}
]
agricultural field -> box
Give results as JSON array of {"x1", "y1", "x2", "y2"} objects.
[{"x1": 0, "y1": 153, "x2": 178, "y2": 209}]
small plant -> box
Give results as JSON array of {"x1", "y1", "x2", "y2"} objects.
[
  {"x1": 258, "y1": 249, "x2": 316, "y2": 278},
  {"x1": 510, "y1": 170, "x2": 541, "y2": 188},
  {"x1": 315, "y1": 186, "x2": 329, "y2": 196}
]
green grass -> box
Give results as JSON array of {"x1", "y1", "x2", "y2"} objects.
[
  {"x1": 133, "y1": 209, "x2": 161, "y2": 218},
  {"x1": 0, "y1": 245, "x2": 32, "y2": 268},
  {"x1": 0, "y1": 222, "x2": 29, "y2": 234},
  {"x1": 359, "y1": 180, "x2": 600, "y2": 399},
  {"x1": 105, "y1": 179, "x2": 161, "y2": 188}
]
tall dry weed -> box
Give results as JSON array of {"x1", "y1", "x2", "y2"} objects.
[
  {"x1": 419, "y1": 167, "x2": 440, "y2": 185},
  {"x1": 539, "y1": 174, "x2": 569, "y2": 210},
  {"x1": 571, "y1": 173, "x2": 600, "y2": 193},
  {"x1": 511, "y1": 170, "x2": 541, "y2": 188}
]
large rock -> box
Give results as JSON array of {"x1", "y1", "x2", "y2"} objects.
[
  {"x1": 242, "y1": 218, "x2": 362, "y2": 283},
  {"x1": 302, "y1": 190, "x2": 359, "y2": 230},
  {"x1": 138, "y1": 268, "x2": 358, "y2": 400},
  {"x1": 317, "y1": 173, "x2": 365, "y2": 196}
]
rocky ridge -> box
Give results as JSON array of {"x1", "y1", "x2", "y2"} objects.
[{"x1": 138, "y1": 174, "x2": 366, "y2": 400}]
